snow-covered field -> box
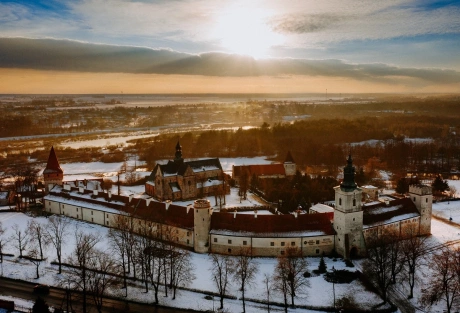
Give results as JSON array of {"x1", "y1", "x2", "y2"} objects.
[{"x1": 0, "y1": 211, "x2": 385, "y2": 313}]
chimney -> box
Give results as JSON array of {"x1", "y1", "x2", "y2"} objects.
[
  {"x1": 108, "y1": 190, "x2": 112, "y2": 199},
  {"x1": 254, "y1": 210, "x2": 258, "y2": 218},
  {"x1": 78, "y1": 187, "x2": 84, "y2": 194},
  {"x1": 294, "y1": 211, "x2": 298, "y2": 218},
  {"x1": 93, "y1": 190, "x2": 98, "y2": 197},
  {"x1": 186, "y1": 204, "x2": 192, "y2": 214},
  {"x1": 64, "y1": 184, "x2": 71, "y2": 191},
  {"x1": 146, "y1": 198, "x2": 152, "y2": 207},
  {"x1": 165, "y1": 200, "x2": 171, "y2": 211},
  {"x1": 129, "y1": 194, "x2": 133, "y2": 203},
  {"x1": 234, "y1": 210, "x2": 237, "y2": 219}
]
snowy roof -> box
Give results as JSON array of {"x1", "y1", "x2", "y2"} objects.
[
  {"x1": 45, "y1": 185, "x2": 194, "y2": 229},
  {"x1": 310, "y1": 203, "x2": 334, "y2": 213},
  {"x1": 363, "y1": 197, "x2": 420, "y2": 228},
  {"x1": 149, "y1": 158, "x2": 222, "y2": 179}
]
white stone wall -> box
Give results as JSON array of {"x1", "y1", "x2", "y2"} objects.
[{"x1": 210, "y1": 234, "x2": 335, "y2": 257}]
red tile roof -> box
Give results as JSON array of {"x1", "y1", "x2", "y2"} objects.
[
  {"x1": 233, "y1": 164, "x2": 286, "y2": 177},
  {"x1": 211, "y1": 212, "x2": 334, "y2": 235},
  {"x1": 43, "y1": 146, "x2": 63, "y2": 174}
]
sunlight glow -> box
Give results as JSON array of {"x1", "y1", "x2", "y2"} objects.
[{"x1": 212, "y1": 5, "x2": 283, "y2": 58}]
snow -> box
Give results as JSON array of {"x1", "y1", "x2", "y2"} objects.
[
  {"x1": 60, "y1": 132, "x2": 159, "y2": 149},
  {"x1": 0, "y1": 211, "x2": 388, "y2": 313}
]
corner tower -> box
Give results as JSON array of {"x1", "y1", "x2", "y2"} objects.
[
  {"x1": 333, "y1": 155, "x2": 365, "y2": 258},
  {"x1": 43, "y1": 146, "x2": 64, "y2": 192},
  {"x1": 409, "y1": 185, "x2": 432, "y2": 235},
  {"x1": 283, "y1": 151, "x2": 296, "y2": 177},
  {"x1": 193, "y1": 199, "x2": 212, "y2": 253}
]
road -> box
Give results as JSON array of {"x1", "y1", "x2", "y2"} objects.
[{"x1": 0, "y1": 277, "x2": 189, "y2": 313}]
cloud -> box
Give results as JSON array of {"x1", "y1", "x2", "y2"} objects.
[
  {"x1": 1, "y1": 37, "x2": 459, "y2": 85},
  {"x1": 270, "y1": 13, "x2": 350, "y2": 34}
]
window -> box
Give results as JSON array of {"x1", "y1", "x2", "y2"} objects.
[
  {"x1": 243, "y1": 241, "x2": 247, "y2": 246},
  {"x1": 106, "y1": 221, "x2": 109, "y2": 225},
  {"x1": 339, "y1": 198, "x2": 342, "y2": 205},
  {"x1": 281, "y1": 242, "x2": 285, "y2": 246},
  {"x1": 76, "y1": 208, "x2": 78, "y2": 212},
  {"x1": 49, "y1": 202, "x2": 51, "y2": 205},
  {"x1": 228, "y1": 249, "x2": 232, "y2": 253},
  {"x1": 413, "y1": 197, "x2": 416, "y2": 201},
  {"x1": 106, "y1": 214, "x2": 109, "y2": 218},
  {"x1": 426, "y1": 198, "x2": 428, "y2": 203},
  {"x1": 280, "y1": 251, "x2": 285, "y2": 255},
  {"x1": 91, "y1": 218, "x2": 94, "y2": 222},
  {"x1": 91, "y1": 211, "x2": 93, "y2": 215},
  {"x1": 316, "y1": 249, "x2": 320, "y2": 254},
  {"x1": 353, "y1": 218, "x2": 355, "y2": 221},
  {"x1": 228, "y1": 239, "x2": 232, "y2": 244},
  {"x1": 304, "y1": 241, "x2": 307, "y2": 245},
  {"x1": 270, "y1": 242, "x2": 274, "y2": 246},
  {"x1": 187, "y1": 231, "x2": 190, "y2": 236},
  {"x1": 187, "y1": 239, "x2": 190, "y2": 244},
  {"x1": 316, "y1": 240, "x2": 320, "y2": 244},
  {"x1": 291, "y1": 242, "x2": 295, "y2": 246},
  {"x1": 214, "y1": 238, "x2": 217, "y2": 243},
  {"x1": 353, "y1": 199, "x2": 356, "y2": 206},
  {"x1": 76, "y1": 214, "x2": 79, "y2": 219}
]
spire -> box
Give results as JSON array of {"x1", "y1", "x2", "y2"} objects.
[
  {"x1": 174, "y1": 141, "x2": 183, "y2": 163},
  {"x1": 43, "y1": 146, "x2": 63, "y2": 174},
  {"x1": 340, "y1": 154, "x2": 357, "y2": 191},
  {"x1": 284, "y1": 151, "x2": 295, "y2": 163}
]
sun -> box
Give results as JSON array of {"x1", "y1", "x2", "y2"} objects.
[{"x1": 212, "y1": 6, "x2": 282, "y2": 58}]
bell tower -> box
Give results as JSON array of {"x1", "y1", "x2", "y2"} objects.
[{"x1": 333, "y1": 155, "x2": 365, "y2": 258}]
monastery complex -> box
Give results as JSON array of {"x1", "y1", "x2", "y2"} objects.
[{"x1": 42, "y1": 146, "x2": 432, "y2": 258}]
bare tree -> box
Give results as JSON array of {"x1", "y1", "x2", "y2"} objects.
[
  {"x1": 386, "y1": 229, "x2": 404, "y2": 284},
  {"x1": 44, "y1": 216, "x2": 70, "y2": 274},
  {"x1": 28, "y1": 245, "x2": 42, "y2": 279},
  {"x1": 10, "y1": 223, "x2": 28, "y2": 258},
  {"x1": 363, "y1": 231, "x2": 394, "y2": 303},
  {"x1": 170, "y1": 249, "x2": 195, "y2": 300},
  {"x1": 263, "y1": 273, "x2": 273, "y2": 313},
  {"x1": 0, "y1": 222, "x2": 7, "y2": 264},
  {"x1": 28, "y1": 220, "x2": 48, "y2": 260},
  {"x1": 274, "y1": 247, "x2": 309, "y2": 308},
  {"x1": 67, "y1": 231, "x2": 100, "y2": 313},
  {"x1": 401, "y1": 224, "x2": 429, "y2": 299},
  {"x1": 273, "y1": 253, "x2": 290, "y2": 313},
  {"x1": 210, "y1": 253, "x2": 234, "y2": 310},
  {"x1": 233, "y1": 247, "x2": 259, "y2": 313},
  {"x1": 87, "y1": 250, "x2": 120, "y2": 313},
  {"x1": 108, "y1": 216, "x2": 131, "y2": 295},
  {"x1": 421, "y1": 247, "x2": 460, "y2": 313}
]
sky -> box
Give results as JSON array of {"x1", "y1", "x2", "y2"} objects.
[{"x1": 0, "y1": 0, "x2": 460, "y2": 94}]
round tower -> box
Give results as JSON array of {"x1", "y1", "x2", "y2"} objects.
[
  {"x1": 43, "y1": 146, "x2": 64, "y2": 192},
  {"x1": 193, "y1": 199, "x2": 212, "y2": 253},
  {"x1": 333, "y1": 155, "x2": 365, "y2": 259}
]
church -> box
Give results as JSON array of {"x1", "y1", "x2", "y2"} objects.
[{"x1": 145, "y1": 142, "x2": 228, "y2": 201}]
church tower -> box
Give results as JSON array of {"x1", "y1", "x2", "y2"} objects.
[
  {"x1": 43, "y1": 146, "x2": 64, "y2": 192},
  {"x1": 333, "y1": 155, "x2": 365, "y2": 258},
  {"x1": 174, "y1": 141, "x2": 184, "y2": 164}
]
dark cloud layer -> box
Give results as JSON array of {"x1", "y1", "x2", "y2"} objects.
[
  {"x1": 1, "y1": 38, "x2": 459, "y2": 84},
  {"x1": 270, "y1": 13, "x2": 347, "y2": 34}
]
